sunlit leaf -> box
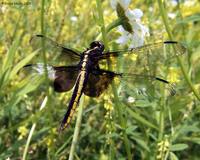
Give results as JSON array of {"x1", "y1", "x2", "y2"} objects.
[{"x1": 170, "y1": 143, "x2": 188, "y2": 151}]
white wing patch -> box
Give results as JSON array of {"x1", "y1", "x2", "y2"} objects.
[{"x1": 32, "y1": 63, "x2": 56, "y2": 80}]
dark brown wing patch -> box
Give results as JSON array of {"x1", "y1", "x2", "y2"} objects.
[
  {"x1": 53, "y1": 66, "x2": 79, "y2": 92},
  {"x1": 83, "y1": 69, "x2": 116, "y2": 97}
]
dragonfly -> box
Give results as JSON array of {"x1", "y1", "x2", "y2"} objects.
[{"x1": 24, "y1": 35, "x2": 186, "y2": 131}]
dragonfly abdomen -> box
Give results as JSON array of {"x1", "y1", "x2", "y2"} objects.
[{"x1": 59, "y1": 54, "x2": 90, "y2": 131}]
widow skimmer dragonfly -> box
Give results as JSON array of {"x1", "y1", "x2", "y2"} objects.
[{"x1": 24, "y1": 35, "x2": 186, "y2": 131}]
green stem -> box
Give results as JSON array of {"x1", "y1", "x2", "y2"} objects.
[
  {"x1": 68, "y1": 96, "x2": 84, "y2": 160},
  {"x1": 106, "y1": 18, "x2": 122, "y2": 33},
  {"x1": 158, "y1": 85, "x2": 165, "y2": 141},
  {"x1": 96, "y1": 0, "x2": 108, "y2": 48},
  {"x1": 96, "y1": 18, "x2": 122, "y2": 40},
  {"x1": 157, "y1": 0, "x2": 200, "y2": 101},
  {"x1": 22, "y1": 96, "x2": 48, "y2": 160},
  {"x1": 22, "y1": 124, "x2": 36, "y2": 160},
  {"x1": 41, "y1": 0, "x2": 48, "y2": 82},
  {"x1": 95, "y1": 1, "x2": 132, "y2": 160}
]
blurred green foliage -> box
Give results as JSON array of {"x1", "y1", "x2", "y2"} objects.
[{"x1": 0, "y1": 0, "x2": 200, "y2": 160}]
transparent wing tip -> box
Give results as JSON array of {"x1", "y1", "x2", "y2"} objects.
[
  {"x1": 176, "y1": 43, "x2": 187, "y2": 56},
  {"x1": 167, "y1": 83, "x2": 176, "y2": 96},
  {"x1": 164, "y1": 41, "x2": 187, "y2": 56},
  {"x1": 29, "y1": 34, "x2": 44, "y2": 47}
]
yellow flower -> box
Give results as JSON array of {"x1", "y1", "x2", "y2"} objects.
[
  {"x1": 157, "y1": 140, "x2": 170, "y2": 152},
  {"x1": 52, "y1": 127, "x2": 57, "y2": 134},
  {"x1": 75, "y1": 0, "x2": 88, "y2": 15},
  {"x1": 167, "y1": 67, "x2": 180, "y2": 83},
  {"x1": 100, "y1": 150, "x2": 108, "y2": 160},
  {"x1": 104, "y1": 101, "x2": 113, "y2": 111},
  {"x1": 46, "y1": 138, "x2": 52, "y2": 147},
  {"x1": 157, "y1": 135, "x2": 170, "y2": 159},
  {"x1": 49, "y1": 0, "x2": 59, "y2": 15},
  {"x1": 130, "y1": 53, "x2": 138, "y2": 61},
  {"x1": 182, "y1": 0, "x2": 200, "y2": 17},
  {"x1": 0, "y1": 45, "x2": 6, "y2": 55},
  {"x1": 18, "y1": 126, "x2": 28, "y2": 140}
]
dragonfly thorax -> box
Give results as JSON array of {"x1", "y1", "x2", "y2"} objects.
[{"x1": 89, "y1": 41, "x2": 104, "y2": 52}]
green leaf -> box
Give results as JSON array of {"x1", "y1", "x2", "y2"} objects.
[
  {"x1": 181, "y1": 137, "x2": 200, "y2": 145},
  {"x1": 14, "y1": 75, "x2": 44, "y2": 97},
  {"x1": 177, "y1": 14, "x2": 200, "y2": 24},
  {"x1": 170, "y1": 143, "x2": 188, "y2": 151},
  {"x1": 134, "y1": 138, "x2": 150, "y2": 152},
  {"x1": 2, "y1": 35, "x2": 20, "y2": 72},
  {"x1": 134, "y1": 100, "x2": 156, "y2": 108},
  {"x1": 169, "y1": 152, "x2": 179, "y2": 160},
  {"x1": 9, "y1": 49, "x2": 39, "y2": 79},
  {"x1": 125, "y1": 126, "x2": 138, "y2": 134},
  {"x1": 126, "y1": 107, "x2": 158, "y2": 130},
  {"x1": 0, "y1": 67, "x2": 11, "y2": 90}
]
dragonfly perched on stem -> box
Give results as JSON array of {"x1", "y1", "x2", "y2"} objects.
[{"x1": 23, "y1": 35, "x2": 186, "y2": 131}]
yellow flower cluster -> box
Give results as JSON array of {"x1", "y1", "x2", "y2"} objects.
[
  {"x1": 181, "y1": 0, "x2": 200, "y2": 17},
  {"x1": 18, "y1": 126, "x2": 28, "y2": 140},
  {"x1": 43, "y1": 128, "x2": 57, "y2": 147},
  {"x1": 167, "y1": 67, "x2": 180, "y2": 83},
  {"x1": 104, "y1": 101, "x2": 114, "y2": 112},
  {"x1": 130, "y1": 53, "x2": 138, "y2": 61},
  {"x1": 75, "y1": 0, "x2": 96, "y2": 15},
  {"x1": 48, "y1": 0, "x2": 59, "y2": 16},
  {"x1": 157, "y1": 136, "x2": 170, "y2": 159},
  {"x1": 45, "y1": 137, "x2": 52, "y2": 147}
]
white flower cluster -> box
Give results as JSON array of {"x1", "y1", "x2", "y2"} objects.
[{"x1": 110, "y1": 0, "x2": 149, "y2": 47}]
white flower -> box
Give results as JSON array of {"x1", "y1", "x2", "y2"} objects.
[
  {"x1": 116, "y1": 26, "x2": 129, "y2": 44},
  {"x1": 168, "y1": 13, "x2": 176, "y2": 19},
  {"x1": 116, "y1": 19, "x2": 149, "y2": 47},
  {"x1": 110, "y1": 0, "x2": 131, "y2": 10},
  {"x1": 70, "y1": 16, "x2": 78, "y2": 22},
  {"x1": 125, "y1": 9, "x2": 143, "y2": 20},
  {"x1": 128, "y1": 96, "x2": 135, "y2": 103},
  {"x1": 170, "y1": 0, "x2": 178, "y2": 6},
  {"x1": 110, "y1": 0, "x2": 149, "y2": 47},
  {"x1": 184, "y1": 0, "x2": 195, "y2": 6},
  {"x1": 0, "y1": 6, "x2": 7, "y2": 13}
]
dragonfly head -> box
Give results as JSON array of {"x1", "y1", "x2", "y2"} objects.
[{"x1": 89, "y1": 41, "x2": 104, "y2": 52}]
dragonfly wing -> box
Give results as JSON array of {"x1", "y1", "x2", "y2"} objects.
[
  {"x1": 23, "y1": 64, "x2": 79, "y2": 92},
  {"x1": 93, "y1": 41, "x2": 185, "y2": 95},
  {"x1": 83, "y1": 69, "x2": 116, "y2": 97},
  {"x1": 99, "y1": 41, "x2": 186, "y2": 60},
  {"x1": 118, "y1": 72, "x2": 176, "y2": 98},
  {"x1": 30, "y1": 35, "x2": 81, "y2": 65},
  {"x1": 53, "y1": 66, "x2": 79, "y2": 92},
  {"x1": 87, "y1": 69, "x2": 176, "y2": 99}
]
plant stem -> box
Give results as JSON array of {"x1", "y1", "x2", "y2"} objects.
[
  {"x1": 40, "y1": 0, "x2": 48, "y2": 84},
  {"x1": 96, "y1": 18, "x2": 122, "y2": 40},
  {"x1": 158, "y1": 84, "x2": 165, "y2": 141},
  {"x1": 96, "y1": 1, "x2": 132, "y2": 160},
  {"x1": 22, "y1": 124, "x2": 36, "y2": 160},
  {"x1": 157, "y1": 0, "x2": 200, "y2": 101},
  {"x1": 96, "y1": 0, "x2": 108, "y2": 48},
  {"x1": 22, "y1": 96, "x2": 48, "y2": 160},
  {"x1": 68, "y1": 96, "x2": 84, "y2": 160}
]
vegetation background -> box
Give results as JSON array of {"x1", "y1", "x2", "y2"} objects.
[{"x1": 0, "y1": 0, "x2": 200, "y2": 160}]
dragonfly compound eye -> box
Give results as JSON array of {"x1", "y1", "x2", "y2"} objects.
[{"x1": 90, "y1": 41, "x2": 104, "y2": 52}]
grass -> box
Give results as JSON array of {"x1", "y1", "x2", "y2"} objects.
[{"x1": 0, "y1": 0, "x2": 200, "y2": 160}]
